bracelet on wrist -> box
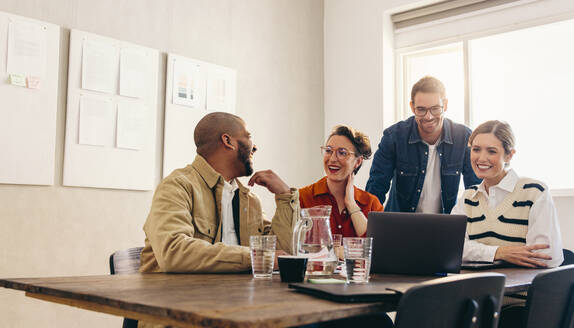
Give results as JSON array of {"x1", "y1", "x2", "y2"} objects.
[{"x1": 348, "y1": 208, "x2": 362, "y2": 216}]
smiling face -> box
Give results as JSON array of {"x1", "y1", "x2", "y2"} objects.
[
  {"x1": 470, "y1": 133, "x2": 514, "y2": 187},
  {"x1": 323, "y1": 135, "x2": 362, "y2": 183},
  {"x1": 410, "y1": 92, "x2": 447, "y2": 140}
]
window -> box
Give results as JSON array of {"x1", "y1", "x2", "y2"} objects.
[
  {"x1": 399, "y1": 43, "x2": 465, "y2": 125},
  {"x1": 398, "y1": 18, "x2": 574, "y2": 191}
]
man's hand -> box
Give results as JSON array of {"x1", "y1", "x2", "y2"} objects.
[
  {"x1": 248, "y1": 170, "x2": 290, "y2": 195},
  {"x1": 494, "y1": 244, "x2": 552, "y2": 268}
]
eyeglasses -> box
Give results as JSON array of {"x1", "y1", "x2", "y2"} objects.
[
  {"x1": 414, "y1": 105, "x2": 444, "y2": 117},
  {"x1": 320, "y1": 146, "x2": 355, "y2": 160}
]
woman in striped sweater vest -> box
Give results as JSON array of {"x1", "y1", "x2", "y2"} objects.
[{"x1": 451, "y1": 120, "x2": 563, "y2": 268}]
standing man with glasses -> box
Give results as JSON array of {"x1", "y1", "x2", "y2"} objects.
[{"x1": 366, "y1": 76, "x2": 480, "y2": 213}]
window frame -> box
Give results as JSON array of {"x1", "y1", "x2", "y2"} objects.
[
  {"x1": 395, "y1": 43, "x2": 467, "y2": 124},
  {"x1": 394, "y1": 15, "x2": 574, "y2": 195}
]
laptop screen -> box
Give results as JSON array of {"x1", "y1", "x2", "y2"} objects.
[{"x1": 366, "y1": 212, "x2": 467, "y2": 275}]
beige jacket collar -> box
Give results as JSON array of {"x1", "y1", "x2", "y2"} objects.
[{"x1": 191, "y1": 155, "x2": 249, "y2": 194}]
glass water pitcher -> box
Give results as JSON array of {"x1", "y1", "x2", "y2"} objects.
[{"x1": 292, "y1": 205, "x2": 337, "y2": 276}]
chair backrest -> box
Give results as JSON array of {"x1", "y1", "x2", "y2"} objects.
[
  {"x1": 109, "y1": 247, "x2": 143, "y2": 275},
  {"x1": 562, "y1": 249, "x2": 574, "y2": 266},
  {"x1": 109, "y1": 247, "x2": 143, "y2": 328},
  {"x1": 525, "y1": 264, "x2": 574, "y2": 328},
  {"x1": 394, "y1": 272, "x2": 506, "y2": 328}
]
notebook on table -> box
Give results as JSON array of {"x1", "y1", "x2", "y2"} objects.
[
  {"x1": 366, "y1": 212, "x2": 467, "y2": 275},
  {"x1": 288, "y1": 281, "x2": 416, "y2": 303}
]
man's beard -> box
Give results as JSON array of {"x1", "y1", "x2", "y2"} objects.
[{"x1": 237, "y1": 140, "x2": 254, "y2": 176}]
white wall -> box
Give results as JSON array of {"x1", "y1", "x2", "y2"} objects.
[
  {"x1": 324, "y1": 0, "x2": 415, "y2": 187},
  {"x1": 324, "y1": 0, "x2": 573, "y2": 250},
  {"x1": 0, "y1": 1, "x2": 324, "y2": 327}
]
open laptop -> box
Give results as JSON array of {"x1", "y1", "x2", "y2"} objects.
[{"x1": 366, "y1": 212, "x2": 467, "y2": 275}]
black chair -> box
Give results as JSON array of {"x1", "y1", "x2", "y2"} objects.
[
  {"x1": 394, "y1": 272, "x2": 506, "y2": 328},
  {"x1": 562, "y1": 249, "x2": 574, "y2": 266},
  {"x1": 109, "y1": 247, "x2": 143, "y2": 328},
  {"x1": 522, "y1": 264, "x2": 574, "y2": 328}
]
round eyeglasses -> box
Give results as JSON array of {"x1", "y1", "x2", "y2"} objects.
[{"x1": 320, "y1": 146, "x2": 355, "y2": 160}]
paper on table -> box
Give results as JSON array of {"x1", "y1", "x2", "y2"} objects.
[
  {"x1": 79, "y1": 95, "x2": 114, "y2": 146},
  {"x1": 119, "y1": 47, "x2": 147, "y2": 98},
  {"x1": 7, "y1": 20, "x2": 47, "y2": 78},
  {"x1": 81, "y1": 38, "x2": 119, "y2": 94},
  {"x1": 116, "y1": 101, "x2": 146, "y2": 150},
  {"x1": 172, "y1": 59, "x2": 206, "y2": 109},
  {"x1": 206, "y1": 69, "x2": 232, "y2": 112}
]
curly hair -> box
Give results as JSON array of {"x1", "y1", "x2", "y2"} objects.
[{"x1": 327, "y1": 125, "x2": 372, "y2": 174}]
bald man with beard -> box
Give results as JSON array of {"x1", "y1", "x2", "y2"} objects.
[{"x1": 140, "y1": 112, "x2": 299, "y2": 274}]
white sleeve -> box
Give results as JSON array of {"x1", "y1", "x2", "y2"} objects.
[
  {"x1": 526, "y1": 189, "x2": 563, "y2": 267},
  {"x1": 452, "y1": 196, "x2": 499, "y2": 262},
  {"x1": 462, "y1": 234, "x2": 499, "y2": 262}
]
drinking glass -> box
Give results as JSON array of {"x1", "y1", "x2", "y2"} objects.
[
  {"x1": 332, "y1": 234, "x2": 343, "y2": 261},
  {"x1": 249, "y1": 235, "x2": 276, "y2": 279},
  {"x1": 343, "y1": 237, "x2": 373, "y2": 283}
]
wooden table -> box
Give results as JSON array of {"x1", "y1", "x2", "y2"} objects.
[{"x1": 0, "y1": 268, "x2": 545, "y2": 328}]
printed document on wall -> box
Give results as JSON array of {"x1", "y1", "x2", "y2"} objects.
[
  {"x1": 7, "y1": 20, "x2": 47, "y2": 78},
  {"x1": 79, "y1": 95, "x2": 114, "y2": 146},
  {"x1": 119, "y1": 47, "x2": 147, "y2": 98},
  {"x1": 206, "y1": 68, "x2": 235, "y2": 113},
  {"x1": 81, "y1": 38, "x2": 119, "y2": 94},
  {"x1": 116, "y1": 101, "x2": 146, "y2": 150},
  {"x1": 172, "y1": 59, "x2": 205, "y2": 109}
]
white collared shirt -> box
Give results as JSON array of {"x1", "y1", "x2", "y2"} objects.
[
  {"x1": 221, "y1": 179, "x2": 239, "y2": 245},
  {"x1": 452, "y1": 169, "x2": 563, "y2": 267},
  {"x1": 416, "y1": 142, "x2": 442, "y2": 213}
]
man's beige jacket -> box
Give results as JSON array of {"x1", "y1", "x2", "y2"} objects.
[{"x1": 140, "y1": 155, "x2": 299, "y2": 273}]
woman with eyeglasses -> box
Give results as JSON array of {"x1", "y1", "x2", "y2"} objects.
[
  {"x1": 299, "y1": 125, "x2": 383, "y2": 238},
  {"x1": 451, "y1": 120, "x2": 563, "y2": 269}
]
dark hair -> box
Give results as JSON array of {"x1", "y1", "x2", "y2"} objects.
[
  {"x1": 328, "y1": 125, "x2": 372, "y2": 174},
  {"x1": 469, "y1": 120, "x2": 515, "y2": 155},
  {"x1": 194, "y1": 112, "x2": 245, "y2": 157},
  {"x1": 411, "y1": 76, "x2": 446, "y2": 102}
]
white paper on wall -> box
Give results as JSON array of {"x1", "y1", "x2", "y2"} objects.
[
  {"x1": 81, "y1": 38, "x2": 119, "y2": 94},
  {"x1": 116, "y1": 101, "x2": 146, "y2": 150},
  {"x1": 172, "y1": 59, "x2": 206, "y2": 109},
  {"x1": 119, "y1": 47, "x2": 147, "y2": 98},
  {"x1": 206, "y1": 68, "x2": 233, "y2": 112},
  {"x1": 7, "y1": 20, "x2": 47, "y2": 78},
  {"x1": 78, "y1": 95, "x2": 114, "y2": 146}
]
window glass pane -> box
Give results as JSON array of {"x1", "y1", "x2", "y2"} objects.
[
  {"x1": 469, "y1": 19, "x2": 574, "y2": 189},
  {"x1": 403, "y1": 44, "x2": 464, "y2": 124}
]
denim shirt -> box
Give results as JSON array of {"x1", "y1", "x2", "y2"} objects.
[{"x1": 366, "y1": 116, "x2": 481, "y2": 214}]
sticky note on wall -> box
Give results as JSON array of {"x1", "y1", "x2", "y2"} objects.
[
  {"x1": 9, "y1": 74, "x2": 26, "y2": 87},
  {"x1": 26, "y1": 76, "x2": 41, "y2": 89}
]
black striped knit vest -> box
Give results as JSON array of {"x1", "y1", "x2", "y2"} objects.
[{"x1": 462, "y1": 178, "x2": 546, "y2": 246}]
